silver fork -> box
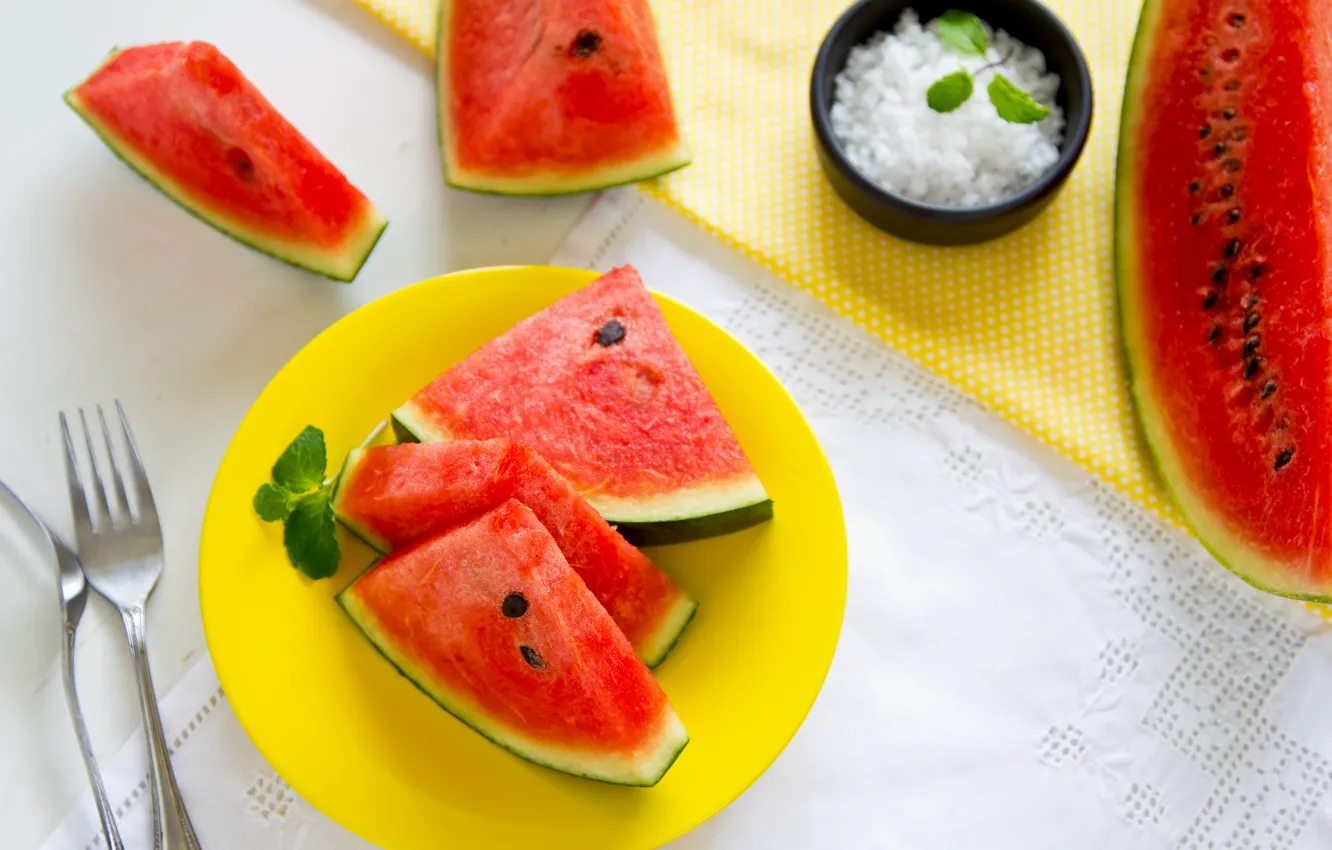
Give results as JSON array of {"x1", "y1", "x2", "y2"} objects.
[{"x1": 61, "y1": 402, "x2": 201, "y2": 850}]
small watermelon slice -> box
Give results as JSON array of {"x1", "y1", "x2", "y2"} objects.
[
  {"x1": 392, "y1": 266, "x2": 772, "y2": 545},
  {"x1": 332, "y1": 439, "x2": 696, "y2": 666},
  {"x1": 337, "y1": 499, "x2": 689, "y2": 786},
  {"x1": 438, "y1": 0, "x2": 691, "y2": 195},
  {"x1": 65, "y1": 42, "x2": 387, "y2": 282}
]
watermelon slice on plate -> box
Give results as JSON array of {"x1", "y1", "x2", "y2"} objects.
[
  {"x1": 1117, "y1": 0, "x2": 1332, "y2": 599},
  {"x1": 392, "y1": 266, "x2": 772, "y2": 545},
  {"x1": 438, "y1": 0, "x2": 691, "y2": 195},
  {"x1": 65, "y1": 41, "x2": 387, "y2": 282},
  {"x1": 332, "y1": 439, "x2": 696, "y2": 666},
  {"x1": 337, "y1": 499, "x2": 689, "y2": 786}
]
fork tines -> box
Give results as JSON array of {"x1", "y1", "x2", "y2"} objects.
[{"x1": 60, "y1": 401, "x2": 156, "y2": 533}]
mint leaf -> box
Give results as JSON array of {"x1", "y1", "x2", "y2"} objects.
[
  {"x1": 284, "y1": 493, "x2": 340, "y2": 580},
  {"x1": 272, "y1": 426, "x2": 327, "y2": 493},
  {"x1": 937, "y1": 10, "x2": 988, "y2": 56},
  {"x1": 988, "y1": 74, "x2": 1051, "y2": 124},
  {"x1": 253, "y1": 483, "x2": 293, "y2": 522},
  {"x1": 927, "y1": 71, "x2": 974, "y2": 113}
]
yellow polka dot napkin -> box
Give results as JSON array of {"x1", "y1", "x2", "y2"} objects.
[{"x1": 353, "y1": 0, "x2": 1326, "y2": 615}]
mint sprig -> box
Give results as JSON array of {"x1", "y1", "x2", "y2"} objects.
[
  {"x1": 926, "y1": 10, "x2": 1051, "y2": 125},
  {"x1": 253, "y1": 425, "x2": 340, "y2": 579}
]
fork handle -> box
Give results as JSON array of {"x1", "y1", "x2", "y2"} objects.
[
  {"x1": 62, "y1": 621, "x2": 125, "y2": 850},
  {"x1": 121, "y1": 606, "x2": 202, "y2": 850}
]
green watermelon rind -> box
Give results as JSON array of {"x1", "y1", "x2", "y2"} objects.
[
  {"x1": 331, "y1": 443, "x2": 700, "y2": 667},
  {"x1": 336, "y1": 582, "x2": 690, "y2": 786},
  {"x1": 391, "y1": 406, "x2": 771, "y2": 543},
  {"x1": 64, "y1": 52, "x2": 388, "y2": 283},
  {"x1": 1114, "y1": 0, "x2": 1332, "y2": 604},
  {"x1": 434, "y1": 0, "x2": 692, "y2": 197}
]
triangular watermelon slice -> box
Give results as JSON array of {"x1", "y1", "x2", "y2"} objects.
[
  {"x1": 65, "y1": 42, "x2": 387, "y2": 281},
  {"x1": 392, "y1": 266, "x2": 772, "y2": 545},
  {"x1": 332, "y1": 439, "x2": 696, "y2": 666},
  {"x1": 438, "y1": 0, "x2": 691, "y2": 195},
  {"x1": 337, "y1": 499, "x2": 689, "y2": 786}
]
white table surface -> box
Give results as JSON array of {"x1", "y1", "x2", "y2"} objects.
[{"x1": 1, "y1": 1, "x2": 587, "y2": 845}]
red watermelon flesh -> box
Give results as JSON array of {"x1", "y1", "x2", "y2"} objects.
[
  {"x1": 65, "y1": 42, "x2": 386, "y2": 281},
  {"x1": 337, "y1": 499, "x2": 689, "y2": 786},
  {"x1": 439, "y1": 0, "x2": 691, "y2": 194},
  {"x1": 392, "y1": 266, "x2": 772, "y2": 545},
  {"x1": 332, "y1": 439, "x2": 696, "y2": 666},
  {"x1": 1117, "y1": 0, "x2": 1332, "y2": 598}
]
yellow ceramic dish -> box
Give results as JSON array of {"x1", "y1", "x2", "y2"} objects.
[{"x1": 199, "y1": 266, "x2": 847, "y2": 849}]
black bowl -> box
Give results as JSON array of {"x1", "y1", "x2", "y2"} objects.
[{"x1": 810, "y1": 0, "x2": 1094, "y2": 245}]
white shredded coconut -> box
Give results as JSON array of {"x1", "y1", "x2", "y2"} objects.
[{"x1": 829, "y1": 9, "x2": 1065, "y2": 207}]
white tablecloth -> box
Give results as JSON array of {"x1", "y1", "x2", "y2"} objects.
[{"x1": 29, "y1": 188, "x2": 1332, "y2": 849}]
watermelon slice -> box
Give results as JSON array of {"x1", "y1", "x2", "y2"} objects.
[
  {"x1": 392, "y1": 266, "x2": 772, "y2": 545},
  {"x1": 1117, "y1": 0, "x2": 1332, "y2": 599},
  {"x1": 337, "y1": 499, "x2": 689, "y2": 786},
  {"x1": 65, "y1": 42, "x2": 387, "y2": 282},
  {"x1": 332, "y1": 439, "x2": 696, "y2": 666},
  {"x1": 438, "y1": 0, "x2": 691, "y2": 195}
]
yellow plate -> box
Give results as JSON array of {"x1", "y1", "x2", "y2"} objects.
[{"x1": 199, "y1": 266, "x2": 847, "y2": 849}]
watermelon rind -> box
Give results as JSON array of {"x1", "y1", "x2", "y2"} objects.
[
  {"x1": 64, "y1": 51, "x2": 388, "y2": 283},
  {"x1": 336, "y1": 584, "x2": 690, "y2": 786},
  {"x1": 391, "y1": 406, "x2": 771, "y2": 544},
  {"x1": 435, "y1": 0, "x2": 692, "y2": 196},
  {"x1": 1114, "y1": 0, "x2": 1332, "y2": 603}
]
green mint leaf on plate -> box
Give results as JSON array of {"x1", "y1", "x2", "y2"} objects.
[
  {"x1": 253, "y1": 482, "x2": 293, "y2": 522},
  {"x1": 271, "y1": 425, "x2": 327, "y2": 493},
  {"x1": 927, "y1": 71, "x2": 974, "y2": 113},
  {"x1": 284, "y1": 492, "x2": 341, "y2": 580},
  {"x1": 988, "y1": 73, "x2": 1051, "y2": 123},
  {"x1": 936, "y1": 9, "x2": 988, "y2": 56}
]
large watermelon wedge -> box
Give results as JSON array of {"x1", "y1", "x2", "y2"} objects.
[
  {"x1": 1117, "y1": 0, "x2": 1332, "y2": 599},
  {"x1": 332, "y1": 439, "x2": 696, "y2": 666},
  {"x1": 337, "y1": 499, "x2": 689, "y2": 786},
  {"x1": 65, "y1": 42, "x2": 387, "y2": 282},
  {"x1": 392, "y1": 266, "x2": 772, "y2": 545},
  {"x1": 438, "y1": 0, "x2": 691, "y2": 195}
]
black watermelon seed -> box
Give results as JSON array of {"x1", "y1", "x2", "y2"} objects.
[
  {"x1": 520, "y1": 645, "x2": 544, "y2": 669},
  {"x1": 1212, "y1": 265, "x2": 1229, "y2": 284},
  {"x1": 1244, "y1": 357, "x2": 1262, "y2": 379},
  {"x1": 1201, "y1": 125, "x2": 1213, "y2": 139},
  {"x1": 1224, "y1": 159, "x2": 1242, "y2": 172},
  {"x1": 1261, "y1": 380, "x2": 1277, "y2": 399},
  {"x1": 1243, "y1": 335, "x2": 1260, "y2": 356},
  {"x1": 1202, "y1": 290, "x2": 1219, "y2": 309},
  {"x1": 226, "y1": 148, "x2": 255, "y2": 181},
  {"x1": 1201, "y1": 67, "x2": 1212, "y2": 79},
  {"x1": 1249, "y1": 263, "x2": 1266, "y2": 279},
  {"x1": 1214, "y1": 142, "x2": 1227, "y2": 156},
  {"x1": 502, "y1": 593, "x2": 529, "y2": 618},
  {"x1": 1231, "y1": 126, "x2": 1248, "y2": 141},
  {"x1": 1274, "y1": 448, "x2": 1294, "y2": 470},
  {"x1": 1229, "y1": 12, "x2": 1246, "y2": 27},
  {"x1": 1223, "y1": 107, "x2": 1237, "y2": 120},
  {"x1": 1192, "y1": 213, "x2": 1205, "y2": 225},
  {"x1": 1228, "y1": 208, "x2": 1242, "y2": 223},
  {"x1": 595, "y1": 319, "x2": 626, "y2": 346},
  {"x1": 1243, "y1": 312, "x2": 1260, "y2": 332},
  {"x1": 1190, "y1": 181, "x2": 1202, "y2": 194},
  {"x1": 1208, "y1": 324, "x2": 1222, "y2": 344},
  {"x1": 1224, "y1": 238, "x2": 1241, "y2": 258},
  {"x1": 1226, "y1": 79, "x2": 1241, "y2": 91},
  {"x1": 1220, "y1": 184, "x2": 1235, "y2": 198},
  {"x1": 571, "y1": 29, "x2": 603, "y2": 58},
  {"x1": 1222, "y1": 48, "x2": 1241, "y2": 62}
]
